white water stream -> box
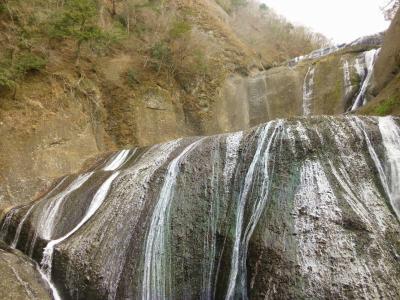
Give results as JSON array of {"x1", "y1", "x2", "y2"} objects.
[
  {"x1": 37, "y1": 149, "x2": 131, "y2": 299},
  {"x1": 350, "y1": 49, "x2": 380, "y2": 111},
  {"x1": 142, "y1": 139, "x2": 204, "y2": 300},
  {"x1": 225, "y1": 121, "x2": 282, "y2": 299},
  {"x1": 303, "y1": 66, "x2": 316, "y2": 116},
  {"x1": 352, "y1": 117, "x2": 400, "y2": 220}
]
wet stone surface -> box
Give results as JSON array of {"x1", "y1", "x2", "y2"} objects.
[{"x1": 1, "y1": 116, "x2": 400, "y2": 299}]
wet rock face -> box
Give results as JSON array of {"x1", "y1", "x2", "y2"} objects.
[
  {"x1": 1, "y1": 116, "x2": 400, "y2": 299},
  {"x1": 217, "y1": 45, "x2": 382, "y2": 131},
  {"x1": 0, "y1": 241, "x2": 51, "y2": 300}
]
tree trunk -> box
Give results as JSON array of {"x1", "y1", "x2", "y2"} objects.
[{"x1": 111, "y1": 0, "x2": 116, "y2": 16}]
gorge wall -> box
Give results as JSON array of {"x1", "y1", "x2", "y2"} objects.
[
  {"x1": 1, "y1": 2, "x2": 400, "y2": 299},
  {"x1": 215, "y1": 37, "x2": 382, "y2": 131},
  {"x1": 360, "y1": 9, "x2": 400, "y2": 115},
  {"x1": 1, "y1": 115, "x2": 400, "y2": 299},
  {"x1": 0, "y1": 31, "x2": 385, "y2": 209}
]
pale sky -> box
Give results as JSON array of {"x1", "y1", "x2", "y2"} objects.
[{"x1": 260, "y1": 0, "x2": 391, "y2": 44}]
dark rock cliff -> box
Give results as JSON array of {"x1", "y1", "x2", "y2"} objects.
[{"x1": 1, "y1": 116, "x2": 399, "y2": 299}]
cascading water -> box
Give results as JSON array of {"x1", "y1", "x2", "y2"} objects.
[
  {"x1": 34, "y1": 173, "x2": 94, "y2": 300},
  {"x1": 354, "y1": 57, "x2": 366, "y2": 79},
  {"x1": 302, "y1": 66, "x2": 316, "y2": 116},
  {"x1": 41, "y1": 173, "x2": 120, "y2": 277},
  {"x1": 202, "y1": 140, "x2": 222, "y2": 300},
  {"x1": 1, "y1": 116, "x2": 400, "y2": 299},
  {"x1": 343, "y1": 60, "x2": 353, "y2": 96},
  {"x1": 288, "y1": 32, "x2": 382, "y2": 67},
  {"x1": 103, "y1": 149, "x2": 132, "y2": 171},
  {"x1": 142, "y1": 138, "x2": 205, "y2": 300},
  {"x1": 225, "y1": 121, "x2": 282, "y2": 299},
  {"x1": 37, "y1": 173, "x2": 94, "y2": 241},
  {"x1": 38, "y1": 149, "x2": 132, "y2": 299},
  {"x1": 350, "y1": 116, "x2": 400, "y2": 220},
  {"x1": 288, "y1": 44, "x2": 344, "y2": 66},
  {"x1": 11, "y1": 177, "x2": 68, "y2": 249},
  {"x1": 11, "y1": 205, "x2": 37, "y2": 249},
  {"x1": 202, "y1": 132, "x2": 243, "y2": 300},
  {"x1": 349, "y1": 49, "x2": 380, "y2": 111},
  {"x1": 0, "y1": 207, "x2": 19, "y2": 240},
  {"x1": 378, "y1": 116, "x2": 400, "y2": 218}
]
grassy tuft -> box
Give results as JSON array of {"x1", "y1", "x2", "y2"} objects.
[{"x1": 374, "y1": 96, "x2": 400, "y2": 116}]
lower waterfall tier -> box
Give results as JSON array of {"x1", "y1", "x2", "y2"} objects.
[{"x1": 1, "y1": 115, "x2": 400, "y2": 299}]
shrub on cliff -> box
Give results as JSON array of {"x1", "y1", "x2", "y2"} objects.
[
  {"x1": 49, "y1": 0, "x2": 109, "y2": 60},
  {"x1": 15, "y1": 53, "x2": 46, "y2": 75},
  {"x1": 0, "y1": 53, "x2": 45, "y2": 91},
  {"x1": 0, "y1": 67, "x2": 15, "y2": 90}
]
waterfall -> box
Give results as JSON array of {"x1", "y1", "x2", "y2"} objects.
[
  {"x1": 351, "y1": 116, "x2": 400, "y2": 219},
  {"x1": 343, "y1": 60, "x2": 353, "y2": 96},
  {"x1": 142, "y1": 138, "x2": 204, "y2": 300},
  {"x1": 35, "y1": 149, "x2": 133, "y2": 244},
  {"x1": 354, "y1": 57, "x2": 365, "y2": 79},
  {"x1": 378, "y1": 116, "x2": 400, "y2": 219},
  {"x1": 202, "y1": 141, "x2": 222, "y2": 300},
  {"x1": 10, "y1": 177, "x2": 68, "y2": 249},
  {"x1": 225, "y1": 120, "x2": 282, "y2": 300},
  {"x1": 350, "y1": 49, "x2": 380, "y2": 111},
  {"x1": 0, "y1": 207, "x2": 19, "y2": 240},
  {"x1": 2, "y1": 116, "x2": 400, "y2": 299},
  {"x1": 41, "y1": 172, "x2": 120, "y2": 278},
  {"x1": 103, "y1": 149, "x2": 133, "y2": 171},
  {"x1": 31, "y1": 172, "x2": 93, "y2": 300},
  {"x1": 10, "y1": 205, "x2": 36, "y2": 249},
  {"x1": 302, "y1": 66, "x2": 316, "y2": 116},
  {"x1": 288, "y1": 44, "x2": 344, "y2": 66},
  {"x1": 38, "y1": 172, "x2": 94, "y2": 241},
  {"x1": 202, "y1": 132, "x2": 243, "y2": 300},
  {"x1": 223, "y1": 133, "x2": 243, "y2": 188},
  {"x1": 37, "y1": 149, "x2": 132, "y2": 299}
]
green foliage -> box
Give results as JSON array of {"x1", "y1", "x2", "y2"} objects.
[
  {"x1": 0, "y1": 3, "x2": 6, "y2": 14},
  {"x1": 169, "y1": 19, "x2": 192, "y2": 39},
  {"x1": 374, "y1": 96, "x2": 400, "y2": 115},
  {"x1": 259, "y1": 3, "x2": 269, "y2": 11},
  {"x1": 0, "y1": 67, "x2": 16, "y2": 89},
  {"x1": 109, "y1": 20, "x2": 128, "y2": 41},
  {"x1": 15, "y1": 53, "x2": 46, "y2": 75},
  {"x1": 49, "y1": 0, "x2": 108, "y2": 56},
  {"x1": 0, "y1": 52, "x2": 45, "y2": 90}
]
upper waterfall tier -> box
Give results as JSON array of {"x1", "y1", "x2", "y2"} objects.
[
  {"x1": 1, "y1": 116, "x2": 400, "y2": 299},
  {"x1": 287, "y1": 32, "x2": 384, "y2": 67}
]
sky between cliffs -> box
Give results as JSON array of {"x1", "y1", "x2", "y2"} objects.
[{"x1": 261, "y1": 0, "x2": 391, "y2": 44}]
